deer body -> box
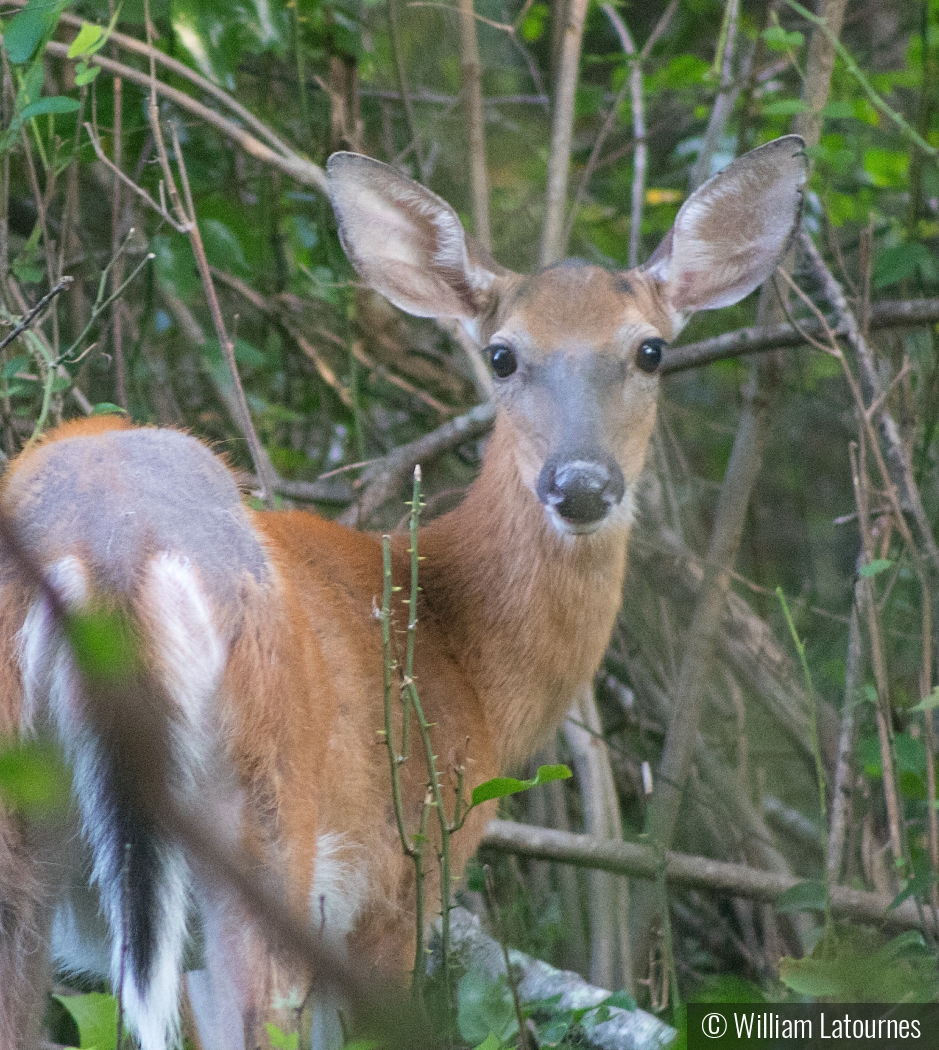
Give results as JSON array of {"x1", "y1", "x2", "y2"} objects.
[{"x1": 0, "y1": 137, "x2": 806, "y2": 1049}]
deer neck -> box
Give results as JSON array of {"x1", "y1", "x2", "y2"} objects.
[{"x1": 419, "y1": 417, "x2": 631, "y2": 770}]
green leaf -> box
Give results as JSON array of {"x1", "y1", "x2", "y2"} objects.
[
  {"x1": 761, "y1": 25, "x2": 804, "y2": 51},
  {"x1": 890, "y1": 869, "x2": 937, "y2": 911},
  {"x1": 859, "y1": 558, "x2": 892, "y2": 577},
  {"x1": 778, "y1": 955, "x2": 844, "y2": 997},
  {"x1": 0, "y1": 738, "x2": 70, "y2": 814},
  {"x1": 601, "y1": 991, "x2": 637, "y2": 1011},
  {"x1": 519, "y1": 2, "x2": 548, "y2": 42},
  {"x1": 21, "y1": 96, "x2": 80, "y2": 120},
  {"x1": 1, "y1": 355, "x2": 30, "y2": 380},
  {"x1": 911, "y1": 687, "x2": 939, "y2": 713},
  {"x1": 873, "y1": 243, "x2": 937, "y2": 288},
  {"x1": 457, "y1": 972, "x2": 517, "y2": 1046},
  {"x1": 775, "y1": 880, "x2": 827, "y2": 914},
  {"x1": 3, "y1": 0, "x2": 65, "y2": 64},
  {"x1": 74, "y1": 61, "x2": 102, "y2": 86},
  {"x1": 265, "y1": 1024, "x2": 299, "y2": 1050},
  {"x1": 53, "y1": 992, "x2": 118, "y2": 1050},
  {"x1": 821, "y1": 100, "x2": 855, "y2": 120},
  {"x1": 472, "y1": 1036, "x2": 504, "y2": 1050},
  {"x1": 67, "y1": 22, "x2": 104, "y2": 59},
  {"x1": 91, "y1": 402, "x2": 128, "y2": 416},
  {"x1": 470, "y1": 764, "x2": 571, "y2": 808}
]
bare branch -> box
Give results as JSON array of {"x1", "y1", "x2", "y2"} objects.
[
  {"x1": 41, "y1": 40, "x2": 328, "y2": 193},
  {"x1": 539, "y1": 0, "x2": 589, "y2": 265},
  {"x1": 458, "y1": 0, "x2": 492, "y2": 249},
  {"x1": 662, "y1": 296, "x2": 939, "y2": 373},
  {"x1": 339, "y1": 401, "x2": 496, "y2": 525},
  {"x1": 482, "y1": 820, "x2": 939, "y2": 935}
]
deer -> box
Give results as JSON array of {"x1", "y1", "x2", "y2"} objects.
[{"x1": 0, "y1": 136, "x2": 806, "y2": 1050}]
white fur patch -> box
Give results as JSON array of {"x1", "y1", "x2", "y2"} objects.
[
  {"x1": 140, "y1": 553, "x2": 226, "y2": 800},
  {"x1": 309, "y1": 832, "x2": 369, "y2": 953},
  {"x1": 18, "y1": 556, "x2": 88, "y2": 734}
]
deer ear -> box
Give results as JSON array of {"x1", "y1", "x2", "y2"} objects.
[
  {"x1": 327, "y1": 152, "x2": 503, "y2": 321},
  {"x1": 643, "y1": 136, "x2": 807, "y2": 322}
]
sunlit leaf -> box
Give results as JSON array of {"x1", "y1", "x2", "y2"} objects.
[
  {"x1": 53, "y1": 992, "x2": 117, "y2": 1050},
  {"x1": 911, "y1": 687, "x2": 939, "y2": 713},
  {"x1": 67, "y1": 22, "x2": 104, "y2": 59},
  {"x1": 470, "y1": 764, "x2": 571, "y2": 808}
]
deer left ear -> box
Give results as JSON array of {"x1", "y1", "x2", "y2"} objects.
[{"x1": 643, "y1": 136, "x2": 807, "y2": 324}]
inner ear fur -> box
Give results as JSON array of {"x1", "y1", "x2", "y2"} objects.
[
  {"x1": 327, "y1": 153, "x2": 504, "y2": 321},
  {"x1": 642, "y1": 135, "x2": 807, "y2": 318}
]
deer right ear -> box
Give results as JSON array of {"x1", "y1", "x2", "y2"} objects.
[
  {"x1": 643, "y1": 135, "x2": 807, "y2": 326},
  {"x1": 327, "y1": 152, "x2": 503, "y2": 321}
]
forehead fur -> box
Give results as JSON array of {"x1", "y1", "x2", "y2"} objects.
[{"x1": 492, "y1": 262, "x2": 673, "y2": 351}]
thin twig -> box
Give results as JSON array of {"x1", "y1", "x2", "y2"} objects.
[
  {"x1": 38, "y1": 40, "x2": 328, "y2": 192},
  {"x1": 800, "y1": 232, "x2": 939, "y2": 572},
  {"x1": 0, "y1": 279, "x2": 73, "y2": 353},
  {"x1": 849, "y1": 438, "x2": 905, "y2": 872}
]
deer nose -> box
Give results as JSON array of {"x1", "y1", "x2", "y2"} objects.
[{"x1": 536, "y1": 454, "x2": 626, "y2": 528}]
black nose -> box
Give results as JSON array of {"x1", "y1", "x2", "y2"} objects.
[{"x1": 536, "y1": 454, "x2": 625, "y2": 526}]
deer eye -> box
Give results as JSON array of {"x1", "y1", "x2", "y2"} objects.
[
  {"x1": 636, "y1": 338, "x2": 665, "y2": 374},
  {"x1": 487, "y1": 344, "x2": 518, "y2": 379}
]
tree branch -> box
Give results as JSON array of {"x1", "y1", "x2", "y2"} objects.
[
  {"x1": 482, "y1": 820, "x2": 939, "y2": 935},
  {"x1": 539, "y1": 0, "x2": 589, "y2": 265}
]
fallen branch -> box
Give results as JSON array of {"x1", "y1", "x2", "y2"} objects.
[{"x1": 481, "y1": 819, "x2": 939, "y2": 936}]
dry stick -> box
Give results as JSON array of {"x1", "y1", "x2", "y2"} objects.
[
  {"x1": 458, "y1": 0, "x2": 491, "y2": 250},
  {"x1": 338, "y1": 401, "x2": 496, "y2": 525},
  {"x1": 4, "y1": 281, "x2": 93, "y2": 416},
  {"x1": 539, "y1": 0, "x2": 589, "y2": 266},
  {"x1": 849, "y1": 439, "x2": 905, "y2": 871},
  {"x1": 663, "y1": 297, "x2": 939, "y2": 372},
  {"x1": 481, "y1": 820, "x2": 938, "y2": 936},
  {"x1": 36, "y1": 40, "x2": 329, "y2": 193},
  {"x1": 169, "y1": 125, "x2": 278, "y2": 504},
  {"x1": 920, "y1": 582, "x2": 939, "y2": 919},
  {"x1": 84, "y1": 124, "x2": 188, "y2": 233},
  {"x1": 18, "y1": 128, "x2": 60, "y2": 355},
  {"x1": 826, "y1": 583, "x2": 862, "y2": 884},
  {"x1": 586, "y1": 3, "x2": 676, "y2": 267},
  {"x1": 563, "y1": 683, "x2": 632, "y2": 993},
  {"x1": 800, "y1": 233, "x2": 939, "y2": 572}
]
